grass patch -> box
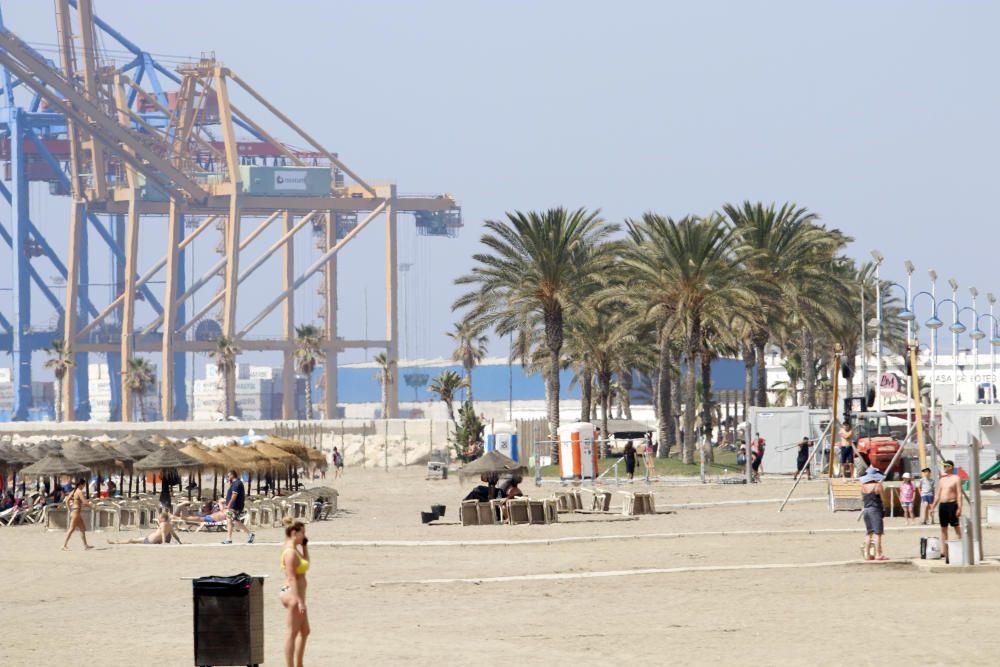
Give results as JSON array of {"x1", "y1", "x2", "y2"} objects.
[{"x1": 534, "y1": 448, "x2": 744, "y2": 478}]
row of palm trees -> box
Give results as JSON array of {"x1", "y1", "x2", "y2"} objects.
[
  {"x1": 453, "y1": 203, "x2": 904, "y2": 464},
  {"x1": 45, "y1": 324, "x2": 330, "y2": 422}
]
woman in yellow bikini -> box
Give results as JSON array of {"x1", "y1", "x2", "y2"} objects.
[
  {"x1": 280, "y1": 518, "x2": 310, "y2": 667},
  {"x1": 62, "y1": 478, "x2": 93, "y2": 551}
]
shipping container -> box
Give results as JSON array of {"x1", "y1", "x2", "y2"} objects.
[{"x1": 238, "y1": 165, "x2": 331, "y2": 197}]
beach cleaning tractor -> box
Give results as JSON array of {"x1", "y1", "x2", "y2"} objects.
[{"x1": 851, "y1": 411, "x2": 904, "y2": 479}]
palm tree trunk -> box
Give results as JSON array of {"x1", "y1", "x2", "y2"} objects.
[
  {"x1": 656, "y1": 332, "x2": 673, "y2": 458},
  {"x1": 700, "y1": 353, "x2": 714, "y2": 464},
  {"x1": 682, "y1": 319, "x2": 701, "y2": 465},
  {"x1": 305, "y1": 379, "x2": 314, "y2": 420},
  {"x1": 619, "y1": 371, "x2": 633, "y2": 420},
  {"x1": 753, "y1": 331, "x2": 768, "y2": 407},
  {"x1": 671, "y1": 359, "x2": 682, "y2": 449},
  {"x1": 54, "y1": 376, "x2": 63, "y2": 423},
  {"x1": 651, "y1": 371, "x2": 661, "y2": 422},
  {"x1": 742, "y1": 342, "x2": 755, "y2": 427},
  {"x1": 801, "y1": 327, "x2": 817, "y2": 408},
  {"x1": 543, "y1": 305, "x2": 563, "y2": 445},
  {"x1": 221, "y1": 371, "x2": 231, "y2": 419},
  {"x1": 579, "y1": 368, "x2": 593, "y2": 423},
  {"x1": 464, "y1": 360, "x2": 474, "y2": 403},
  {"x1": 598, "y1": 370, "x2": 611, "y2": 455}
]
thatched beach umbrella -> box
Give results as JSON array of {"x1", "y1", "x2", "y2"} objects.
[
  {"x1": 459, "y1": 450, "x2": 525, "y2": 498},
  {"x1": 179, "y1": 443, "x2": 228, "y2": 499},
  {"x1": 253, "y1": 442, "x2": 302, "y2": 494},
  {"x1": 20, "y1": 453, "x2": 90, "y2": 478},
  {"x1": 62, "y1": 439, "x2": 119, "y2": 497},
  {"x1": 92, "y1": 442, "x2": 133, "y2": 497},
  {"x1": 134, "y1": 448, "x2": 203, "y2": 508}
]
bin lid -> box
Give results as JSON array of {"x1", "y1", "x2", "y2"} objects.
[{"x1": 192, "y1": 573, "x2": 257, "y2": 594}]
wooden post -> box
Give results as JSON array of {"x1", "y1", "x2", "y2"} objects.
[
  {"x1": 829, "y1": 344, "x2": 842, "y2": 477},
  {"x1": 909, "y1": 342, "x2": 927, "y2": 470}
]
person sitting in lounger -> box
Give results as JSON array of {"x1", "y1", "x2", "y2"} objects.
[
  {"x1": 497, "y1": 474, "x2": 524, "y2": 521},
  {"x1": 108, "y1": 512, "x2": 178, "y2": 545}
]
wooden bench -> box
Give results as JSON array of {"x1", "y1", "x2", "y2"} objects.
[{"x1": 829, "y1": 479, "x2": 862, "y2": 511}]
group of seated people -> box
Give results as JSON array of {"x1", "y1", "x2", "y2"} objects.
[{"x1": 463, "y1": 472, "x2": 524, "y2": 520}]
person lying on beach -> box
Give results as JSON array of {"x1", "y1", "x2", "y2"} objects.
[
  {"x1": 174, "y1": 502, "x2": 226, "y2": 525},
  {"x1": 108, "y1": 513, "x2": 178, "y2": 545}
]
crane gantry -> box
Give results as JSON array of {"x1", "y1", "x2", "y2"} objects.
[{"x1": 0, "y1": 0, "x2": 461, "y2": 421}]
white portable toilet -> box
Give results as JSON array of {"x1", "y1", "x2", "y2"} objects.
[
  {"x1": 485, "y1": 422, "x2": 520, "y2": 462},
  {"x1": 558, "y1": 422, "x2": 598, "y2": 480}
]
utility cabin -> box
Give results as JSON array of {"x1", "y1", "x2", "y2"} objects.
[
  {"x1": 941, "y1": 405, "x2": 1000, "y2": 452},
  {"x1": 747, "y1": 407, "x2": 831, "y2": 474}
]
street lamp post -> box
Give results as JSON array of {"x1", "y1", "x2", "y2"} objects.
[
  {"x1": 871, "y1": 250, "x2": 884, "y2": 411},
  {"x1": 990, "y1": 294, "x2": 999, "y2": 404},
  {"x1": 949, "y1": 279, "x2": 961, "y2": 404},
  {"x1": 905, "y1": 261, "x2": 914, "y2": 429},
  {"x1": 970, "y1": 287, "x2": 984, "y2": 403},
  {"x1": 929, "y1": 271, "x2": 938, "y2": 436}
]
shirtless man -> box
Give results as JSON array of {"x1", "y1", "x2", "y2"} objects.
[{"x1": 931, "y1": 461, "x2": 963, "y2": 557}]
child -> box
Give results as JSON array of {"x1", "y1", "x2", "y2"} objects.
[
  {"x1": 899, "y1": 472, "x2": 916, "y2": 525},
  {"x1": 918, "y1": 467, "x2": 935, "y2": 525}
]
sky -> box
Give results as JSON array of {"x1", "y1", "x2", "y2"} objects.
[{"x1": 2, "y1": 1, "x2": 999, "y2": 375}]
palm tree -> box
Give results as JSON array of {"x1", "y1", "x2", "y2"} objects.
[
  {"x1": 563, "y1": 301, "x2": 632, "y2": 446},
  {"x1": 724, "y1": 201, "x2": 831, "y2": 407},
  {"x1": 124, "y1": 357, "x2": 156, "y2": 421},
  {"x1": 621, "y1": 213, "x2": 756, "y2": 464},
  {"x1": 448, "y1": 319, "x2": 488, "y2": 403},
  {"x1": 208, "y1": 335, "x2": 240, "y2": 419},
  {"x1": 294, "y1": 324, "x2": 325, "y2": 419},
  {"x1": 772, "y1": 351, "x2": 803, "y2": 406},
  {"x1": 454, "y1": 207, "x2": 618, "y2": 442},
  {"x1": 43, "y1": 339, "x2": 75, "y2": 422},
  {"x1": 373, "y1": 352, "x2": 394, "y2": 418},
  {"x1": 429, "y1": 370, "x2": 466, "y2": 431}
]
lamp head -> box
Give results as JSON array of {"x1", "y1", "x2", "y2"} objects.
[
  {"x1": 948, "y1": 278, "x2": 959, "y2": 291},
  {"x1": 989, "y1": 293, "x2": 997, "y2": 306},
  {"x1": 897, "y1": 308, "x2": 915, "y2": 322},
  {"x1": 971, "y1": 328, "x2": 987, "y2": 341},
  {"x1": 970, "y1": 286, "x2": 979, "y2": 299},
  {"x1": 904, "y1": 260, "x2": 914, "y2": 275},
  {"x1": 992, "y1": 333, "x2": 1000, "y2": 348},
  {"x1": 925, "y1": 315, "x2": 944, "y2": 330},
  {"x1": 950, "y1": 321, "x2": 967, "y2": 335},
  {"x1": 928, "y1": 269, "x2": 937, "y2": 283},
  {"x1": 870, "y1": 250, "x2": 884, "y2": 264}
]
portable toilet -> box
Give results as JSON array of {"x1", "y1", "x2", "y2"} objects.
[
  {"x1": 485, "y1": 422, "x2": 520, "y2": 462},
  {"x1": 558, "y1": 422, "x2": 598, "y2": 480}
]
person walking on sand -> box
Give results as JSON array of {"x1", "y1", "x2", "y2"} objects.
[
  {"x1": 62, "y1": 479, "x2": 93, "y2": 551},
  {"x1": 332, "y1": 447, "x2": 344, "y2": 479},
  {"x1": 859, "y1": 466, "x2": 889, "y2": 560},
  {"x1": 624, "y1": 441, "x2": 637, "y2": 481},
  {"x1": 919, "y1": 467, "x2": 936, "y2": 525},
  {"x1": 280, "y1": 519, "x2": 311, "y2": 667},
  {"x1": 931, "y1": 461, "x2": 963, "y2": 558},
  {"x1": 222, "y1": 469, "x2": 255, "y2": 545},
  {"x1": 796, "y1": 436, "x2": 812, "y2": 480}
]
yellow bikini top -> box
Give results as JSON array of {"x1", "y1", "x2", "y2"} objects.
[{"x1": 282, "y1": 548, "x2": 309, "y2": 575}]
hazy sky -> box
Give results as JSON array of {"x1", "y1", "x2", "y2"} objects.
[{"x1": 2, "y1": 1, "x2": 998, "y2": 372}]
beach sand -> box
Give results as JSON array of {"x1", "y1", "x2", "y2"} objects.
[{"x1": 2, "y1": 469, "x2": 998, "y2": 666}]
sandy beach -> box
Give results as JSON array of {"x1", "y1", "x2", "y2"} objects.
[{"x1": 2, "y1": 469, "x2": 999, "y2": 666}]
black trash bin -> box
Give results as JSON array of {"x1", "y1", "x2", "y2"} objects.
[{"x1": 192, "y1": 573, "x2": 264, "y2": 667}]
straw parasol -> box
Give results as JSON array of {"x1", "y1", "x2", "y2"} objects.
[
  {"x1": 263, "y1": 435, "x2": 310, "y2": 460},
  {"x1": 252, "y1": 441, "x2": 300, "y2": 467},
  {"x1": 20, "y1": 453, "x2": 90, "y2": 477},
  {"x1": 459, "y1": 450, "x2": 525, "y2": 479},
  {"x1": 133, "y1": 447, "x2": 203, "y2": 471},
  {"x1": 220, "y1": 443, "x2": 269, "y2": 472}
]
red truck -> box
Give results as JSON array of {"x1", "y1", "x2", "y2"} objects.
[{"x1": 852, "y1": 412, "x2": 904, "y2": 479}]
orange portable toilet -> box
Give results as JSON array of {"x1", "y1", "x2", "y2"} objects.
[{"x1": 558, "y1": 422, "x2": 598, "y2": 480}]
